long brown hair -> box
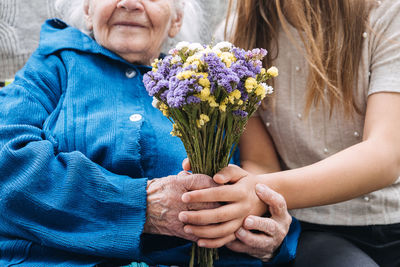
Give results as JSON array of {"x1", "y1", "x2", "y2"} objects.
[{"x1": 227, "y1": 0, "x2": 373, "y2": 115}]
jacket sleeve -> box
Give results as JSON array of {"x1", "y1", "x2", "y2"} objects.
[
  {"x1": 0, "y1": 52, "x2": 148, "y2": 260},
  {"x1": 265, "y1": 217, "x2": 301, "y2": 265}
]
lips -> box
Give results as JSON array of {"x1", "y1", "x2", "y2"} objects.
[{"x1": 113, "y1": 21, "x2": 146, "y2": 27}]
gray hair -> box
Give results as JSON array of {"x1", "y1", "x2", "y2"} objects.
[{"x1": 54, "y1": 0, "x2": 203, "y2": 52}]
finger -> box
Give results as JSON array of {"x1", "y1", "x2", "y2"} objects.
[
  {"x1": 177, "y1": 172, "x2": 216, "y2": 191},
  {"x1": 255, "y1": 184, "x2": 288, "y2": 219},
  {"x1": 197, "y1": 233, "x2": 236, "y2": 249},
  {"x1": 183, "y1": 219, "x2": 242, "y2": 239},
  {"x1": 213, "y1": 164, "x2": 248, "y2": 184},
  {"x1": 244, "y1": 216, "x2": 278, "y2": 237},
  {"x1": 187, "y1": 201, "x2": 220, "y2": 211},
  {"x1": 226, "y1": 240, "x2": 255, "y2": 254},
  {"x1": 181, "y1": 184, "x2": 241, "y2": 203},
  {"x1": 235, "y1": 227, "x2": 274, "y2": 249},
  {"x1": 179, "y1": 204, "x2": 244, "y2": 225},
  {"x1": 182, "y1": 158, "x2": 191, "y2": 171},
  {"x1": 226, "y1": 239, "x2": 274, "y2": 263},
  {"x1": 226, "y1": 240, "x2": 273, "y2": 262}
]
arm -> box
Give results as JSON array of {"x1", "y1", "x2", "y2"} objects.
[
  {"x1": 0, "y1": 52, "x2": 211, "y2": 260},
  {"x1": 239, "y1": 116, "x2": 281, "y2": 174},
  {"x1": 180, "y1": 92, "x2": 400, "y2": 213},
  {"x1": 257, "y1": 92, "x2": 400, "y2": 209}
]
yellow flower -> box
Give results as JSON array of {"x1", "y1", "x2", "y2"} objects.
[
  {"x1": 228, "y1": 90, "x2": 241, "y2": 104},
  {"x1": 199, "y1": 87, "x2": 211, "y2": 100},
  {"x1": 177, "y1": 70, "x2": 196, "y2": 80},
  {"x1": 267, "y1": 66, "x2": 279, "y2": 77},
  {"x1": 255, "y1": 84, "x2": 266, "y2": 98},
  {"x1": 245, "y1": 77, "x2": 257, "y2": 92},
  {"x1": 220, "y1": 52, "x2": 236, "y2": 68},
  {"x1": 197, "y1": 72, "x2": 208, "y2": 78},
  {"x1": 200, "y1": 114, "x2": 210, "y2": 122},
  {"x1": 219, "y1": 98, "x2": 228, "y2": 112},
  {"x1": 219, "y1": 104, "x2": 227, "y2": 112},
  {"x1": 198, "y1": 77, "x2": 210, "y2": 88},
  {"x1": 196, "y1": 114, "x2": 210, "y2": 128},
  {"x1": 170, "y1": 124, "x2": 182, "y2": 137},
  {"x1": 159, "y1": 103, "x2": 169, "y2": 117},
  {"x1": 260, "y1": 68, "x2": 266, "y2": 75},
  {"x1": 151, "y1": 58, "x2": 160, "y2": 72},
  {"x1": 230, "y1": 89, "x2": 241, "y2": 100},
  {"x1": 184, "y1": 55, "x2": 203, "y2": 68},
  {"x1": 207, "y1": 96, "x2": 219, "y2": 108}
]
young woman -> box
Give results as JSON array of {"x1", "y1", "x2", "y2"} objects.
[{"x1": 179, "y1": 0, "x2": 400, "y2": 266}]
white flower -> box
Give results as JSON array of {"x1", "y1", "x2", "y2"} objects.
[
  {"x1": 171, "y1": 55, "x2": 182, "y2": 64},
  {"x1": 261, "y1": 83, "x2": 274, "y2": 94},
  {"x1": 188, "y1": 43, "x2": 204, "y2": 51},
  {"x1": 212, "y1": 47, "x2": 221, "y2": 54},
  {"x1": 168, "y1": 48, "x2": 178, "y2": 55},
  {"x1": 152, "y1": 97, "x2": 160, "y2": 108},
  {"x1": 175, "y1": 41, "x2": 190, "y2": 51},
  {"x1": 214, "y1": 41, "x2": 233, "y2": 51}
]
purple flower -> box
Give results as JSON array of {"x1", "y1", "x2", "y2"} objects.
[
  {"x1": 203, "y1": 52, "x2": 240, "y2": 93},
  {"x1": 237, "y1": 81, "x2": 249, "y2": 102},
  {"x1": 187, "y1": 95, "x2": 201, "y2": 104},
  {"x1": 167, "y1": 77, "x2": 201, "y2": 108},
  {"x1": 232, "y1": 110, "x2": 248, "y2": 118}
]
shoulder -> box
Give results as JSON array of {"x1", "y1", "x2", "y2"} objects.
[
  {"x1": 37, "y1": 19, "x2": 92, "y2": 56},
  {"x1": 369, "y1": 0, "x2": 400, "y2": 29}
]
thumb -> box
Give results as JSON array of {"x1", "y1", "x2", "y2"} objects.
[
  {"x1": 178, "y1": 171, "x2": 216, "y2": 191},
  {"x1": 213, "y1": 164, "x2": 248, "y2": 184},
  {"x1": 182, "y1": 158, "x2": 191, "y2": 171}
]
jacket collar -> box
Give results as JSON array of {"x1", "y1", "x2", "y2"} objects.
[{"x1": 38, "y1": 19, "x2": 151, "y2": 71}]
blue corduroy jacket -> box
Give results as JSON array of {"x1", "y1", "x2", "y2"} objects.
[{"x1": 0, "y1": 19, "x2": 300, "y2": 266}]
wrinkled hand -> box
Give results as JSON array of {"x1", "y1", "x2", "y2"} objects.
[
  {"x1": 226, "y1": 184, "x2": 292, "y2": 262},
  {"x1": 178, "y1": 165, "x2": 268, "y2": 248},
  {"x1": 143, "y1": 171, "x2": 219, "y2": 241}
]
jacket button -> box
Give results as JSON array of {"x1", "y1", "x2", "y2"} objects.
[
  {"x1": 129, "y1": 114, "x2": 142, "y2": 122},
  {"x1": 126, "y1": 69, "x2": 137, "y2": 78}
]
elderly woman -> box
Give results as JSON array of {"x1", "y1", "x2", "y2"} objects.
[{"x1": 0, "y1": 0, "x2": 298, "y2": 266}]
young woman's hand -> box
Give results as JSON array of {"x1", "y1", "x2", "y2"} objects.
[
  {"x1": 226, "y1": 183, "x2": 292, "y2": 262},
  {"x1": 178, "y1": 165, "x2": 268, "y2": 248}
]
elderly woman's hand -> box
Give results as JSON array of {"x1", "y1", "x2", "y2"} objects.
[
  {"x1": 226, "y1": 183, "x2": 292, "y2": 262},
  {"x1": 178, "y1": 165, "x2": 268, "y2": 248},
  {"x1": 143, "y1": 171, "x2": 219, "y2": 241}
]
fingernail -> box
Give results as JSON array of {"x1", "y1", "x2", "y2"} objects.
[
  {"x1": 184, "y1": 226, "x2": 192, "y2": 234},
  {"x1": 237, "y1": 227, "x2": 246, "y2": 237},
  {"x1": 179, "y1": 212, "x2": 188, "y2": 222},
  {"x1": 245, "y1": 218, "x2": 254, "y2": 227},
  {"x1": 182, "y1": 193, "x2": 190, "y2": 203},
  {"x1": 214, "y1": 174, "x2": 226, "y2": 183},
  {"x1": 256, "y1": 183, "x2": 267, "y2": 194},
  {"x1": 198, "y1": 241, "x2": 206, "y2": 247}
]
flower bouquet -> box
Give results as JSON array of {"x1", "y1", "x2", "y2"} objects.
[{"x1": 143, "y1": 41, "x2": 277, "y2": 267}]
